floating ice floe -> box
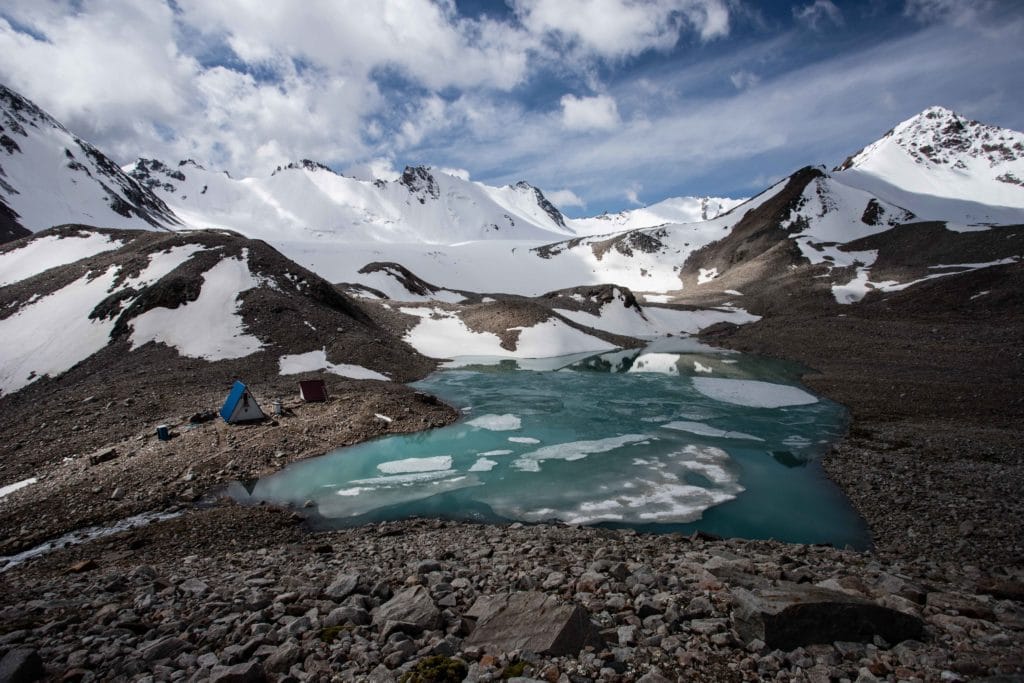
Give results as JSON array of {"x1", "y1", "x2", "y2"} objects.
[
  {"x1": 376, "y1": 456, "x2": 452, "y2": 474},
  {"x1": 469, "y1": 458, "x2": 498, "y2": 472},
  {"x1": 466, "y1": 414, "x2": 522, "y2": 431},
  {"x1": 692, "y1": 378, "x2": 818, "y2": 408},
  {"x1": 661, "y1": 420, "x2": 764, "y2": 441}
]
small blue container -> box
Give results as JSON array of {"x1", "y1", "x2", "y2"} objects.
[{"x1": 156, "y1": 425, "x2": 170, "y2": 441}]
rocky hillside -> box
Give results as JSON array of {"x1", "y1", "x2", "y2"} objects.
[
  {"x1": 0, "y1": 86, "x2": 179, "y2": 237},
  {"x1": 0, "y1": 227, "x2": 443, "y2": 479}
]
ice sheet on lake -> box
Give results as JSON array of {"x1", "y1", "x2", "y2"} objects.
[
  {"x1": 466, "y1": 414, "x2": 521, "y2": 431},
  {"x1": 502, "y1": 445, "x2": 743, "y2": 525},
  {"x1": 661, "y1": 421, "x2": 764, "y2": 441},
  {"x1": 512, "y1": 434, "x2": 649, "y2": 472},
  {"x1": 480, "y1": 449, "x2": 513, "y2": 456},
  {"x1": 508, "y1": 437, "x2": 540, "y2": 444},
  {"x1": 377, "y1": 456, "x2": 452, "y2": 474},
  {"x1": 692, "y1": 378, "x2": 818, "y2": 408}
]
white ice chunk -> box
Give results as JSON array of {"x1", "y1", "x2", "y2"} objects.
[
  {"x1": 661, "y1": 421, "x2": 764, "y2": 441},
  {"x1": 469, "y1": 458, "x2": 498, "y2": 472},
  {"x1": 376, "y1": 456, "x2": 452, "y2": 474},
  {"x1": 466, "y1": 413, "x2": 521, "y2": 431},
  {"x1": 692, "y1": 378, "x2": 818, "y2": 408}
]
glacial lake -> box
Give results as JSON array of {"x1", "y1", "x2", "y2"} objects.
[{"x1": 229, "y1": 340, "x2": 870, "y2": 549}]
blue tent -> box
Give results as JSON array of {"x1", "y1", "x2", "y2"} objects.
[{"x1": 220, "y1": 381, "x2": 266, "y2": 423}]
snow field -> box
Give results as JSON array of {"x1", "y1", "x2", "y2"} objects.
[{"x1": 0, "y1": 233, "x2": 123, "y2": 286}]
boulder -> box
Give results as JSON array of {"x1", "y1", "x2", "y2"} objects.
[
  {"x1": 325, "y1": 572, "x2": 362, "y2": 600},
  {"x1": 463, "y1": 591, "x2": 603, "y2": 656},
  {"x1": 87, "y1": 447, "x2": 117, "y2": 466},
  {"x1": 209, "y1": 661, "x2": 267, "y2": 683},
  {"x1": 0, "y1": 648, "x2": 44, "y2": 683},
  {"x1": 372, "y1": 585, "x2": 441, "y2": 634},
  {"x1": 730, "y1": 584, "x2": 923, "y2": 650}
]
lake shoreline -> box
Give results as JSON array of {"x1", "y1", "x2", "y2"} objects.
[{"x1": 2, "y1": 311, "x2": 1022, "y2": 680}]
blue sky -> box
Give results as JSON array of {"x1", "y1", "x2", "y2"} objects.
[{"x1": 1, "y1": 0, "x2": 1023, "y2": 216}]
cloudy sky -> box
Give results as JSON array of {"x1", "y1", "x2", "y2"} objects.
[{"x1": 1, "y1": 0, "x2": 1023, "y2": 215}]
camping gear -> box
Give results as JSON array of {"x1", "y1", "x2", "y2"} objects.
[
  {"x1": 220, "y1": 381, "x2": 266, "y2": 423},
  {"x1": 272, "y1": 400, "x2": 283, "y2": 416},
  {"x1": 299, "y1": 379, "x2": 328, "y2": 402},
  {"x1": 156, "y1": 424, "x2": 170, "y2": 441}
]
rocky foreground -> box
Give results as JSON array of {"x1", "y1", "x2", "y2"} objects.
[{"x1": 1, "y1": 508, "x2": 1022, "y2": 683}]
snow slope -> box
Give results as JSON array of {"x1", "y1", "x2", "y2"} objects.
[
  {"x1": 0, "y1": 242, "x2": 212, "y2": 395},
  {"x1": 835, "y1": 106, "x2": 1024, "y2": 225},
  {"x1": 0, "y1": 85, "x2": 178, "y2": 233},
  {"x1": 0, "y1": 231, "x2": 123, "y2": 286}
]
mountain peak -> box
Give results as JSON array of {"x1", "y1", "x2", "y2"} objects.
[
  {"x1": 271, "y1": 159, "x2": 337, "y2": 176},
  {"x1": 836, "y1": 106, "x2": 1024, "y2": 173}
]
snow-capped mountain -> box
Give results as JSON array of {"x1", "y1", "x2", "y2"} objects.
[
  {"x1": 126, "y1": 157, "x2": 577, "y2": 244},
  {"x1": 569, "y1": 195, "x2": 744, "y2": 235},
  {"x1": 0, "y1": 85, "x2": 179, "y2": 237},
  {"x1": 834, "y1": 106, "x2": 1024, "y2": 225}
]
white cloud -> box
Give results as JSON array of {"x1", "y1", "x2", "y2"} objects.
[
  {"x1": 560, "y1": 93, "x2": 621, "y2": 131},
  {"x1": 343, "y1": 157, "x2": 401, "y2": 182},
  {"x1": 729, "y1": 70, "x2": 760, "y2": 90},
  {"x1": 438, "y1": 166, "x2": 471, "y2": 181},
  {"x1": 547, "y1": 189, "x2": 586, "y2": 209},
  {"x1": 794, "y1": 0, "x2": 845, "y2": 30},
  {"x1": 512, "y1": 0, "x2": 729, "y2": 59},
  {"x1": 625, "y1": 184, "x2": 643, "y2": 205}
]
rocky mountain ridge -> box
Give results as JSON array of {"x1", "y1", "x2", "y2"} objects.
[{"x1": 0, "y1": 85, "x2": 179, "y2": 236}]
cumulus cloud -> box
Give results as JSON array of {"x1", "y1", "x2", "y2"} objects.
[
  {"x1": 794, "y1": 0, "x2": 845, "y2": 30},
  {"x1": 547, "y1": 189, "x2": 586, "y2": 209},
  {"x1": 560, "y1": 93, "x2": 621, "y2": 131},
  {"x1": 512, "y1": 0, "x2": 730, "y2": 59}
]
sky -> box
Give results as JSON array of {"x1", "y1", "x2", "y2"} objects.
[{"x1": 1, "y1": 0, "x2": 1023, "y2": 216}]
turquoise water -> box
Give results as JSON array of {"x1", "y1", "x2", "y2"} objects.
[{"x1": 230, "y1": 341, "x2": 870, "y2": 549}]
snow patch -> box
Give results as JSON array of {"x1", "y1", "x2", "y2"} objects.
[
  {"x1": 0, "y1": 233, "x2": 123, "y2": 287},
  {"x1": 130, "y1": 250, "x2": 264, "y2": 360},
  {"x1": 0, "y1": 477, "x2": 37, "y2": 499},
  {"x1": 278, "y1": 349, "x2": 389, "y2": 380}
]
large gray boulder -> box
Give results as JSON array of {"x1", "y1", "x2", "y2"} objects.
[
  {"x1": 464, "y1": 591, "x2": 603, "y2": 656},
  {"x1": 731, "y1": 584, "x2": 924, "y2": 650},
  {"x1": 373, "y1": 585, "x2": 441, "y2": 634},
  {"x1": 0, "y1": 649, "x2": 44, "y2": 683}
]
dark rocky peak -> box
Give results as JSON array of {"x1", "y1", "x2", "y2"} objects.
[
  {"x1": 178, "y1": 159, "x2": 206, "y2": 170},
  {"x1": 513, "y1": 180, "x2": 567, "y2": 228},
  {"x1": 126, "y1": 158, "x2": 186, "y2": 195},
  {"x1": 271, "y1": 159, "x2": 338, "y2": 176},
  {"x1": 0, "y1": 83, "x2": 63, "y2": 135},
  {"x1": 399, "y1": 166, "x2": 440, "y2": 204}
]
